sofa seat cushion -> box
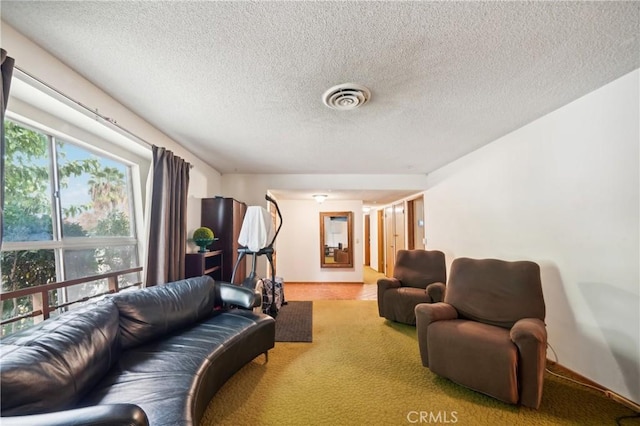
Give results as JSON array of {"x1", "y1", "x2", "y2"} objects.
[
  {"x1": 111, "y1": 276, "x2": 217, "y2": 350},
  {"x1": 427, "y1": 319, "x2": 519, "y2": 404},
  {"x1": 80, "y1": 309, "x2": 275, "y2": 426},
  {"x1": 0, "y1": 300, "x2": 120, "y2": 415}
]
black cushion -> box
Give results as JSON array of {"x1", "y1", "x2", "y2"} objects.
[
  {"x1": 0, "y1": 300, "x2": 120, "y2": 415},
  {"x1": 110, "y1": 276, "x2": 217, "y2": 350}
]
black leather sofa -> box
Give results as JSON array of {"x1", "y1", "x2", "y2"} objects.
[{"x1": 0, "y1": 276, "x2": 276, "y2": 426}]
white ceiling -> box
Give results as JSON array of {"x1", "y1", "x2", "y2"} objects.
[{"x1": 2, "y1": 1, "x2": 639, "y2": 203}]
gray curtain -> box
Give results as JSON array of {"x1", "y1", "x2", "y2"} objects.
[
  {"x1": 146, "y1": 145, "x2": 191, "y2": 286},
  {"x1": 1, "y1": 49, "x2": 15, "y2": 250}
]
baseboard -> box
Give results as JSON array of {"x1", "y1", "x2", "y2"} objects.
[{"x1": 547, "y1": 359, "x2": 640, "y2": 412}]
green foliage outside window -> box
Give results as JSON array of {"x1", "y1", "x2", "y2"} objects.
[{"x1": 1, "y1": 120, "x2": 138, "y2": 336}]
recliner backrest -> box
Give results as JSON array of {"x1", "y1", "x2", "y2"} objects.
[
  {"x1": 445, "y1": 257, "x2": 545, "y2": 328},
  {"x1": 393, "y1": 250, "x2": 446, "y2": 289}
]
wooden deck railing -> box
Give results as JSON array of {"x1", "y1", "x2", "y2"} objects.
[{"x1": 0, "y1": 266, "x2": 143, "y2": 326}]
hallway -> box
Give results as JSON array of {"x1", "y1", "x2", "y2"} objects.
[{"x1": 283, "y1": 265, "x2": 384, "y2": 301}]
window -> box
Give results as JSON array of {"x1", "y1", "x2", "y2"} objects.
[{"x1": 1, "y1": 119, "x2": 142, "y2": 335}]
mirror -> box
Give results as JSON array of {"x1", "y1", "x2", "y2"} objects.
[{"x1": 320, "y1": 211, "x2": 354, "y2": 268}]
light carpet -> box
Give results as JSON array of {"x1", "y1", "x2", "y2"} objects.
[
  {"x1": 201, "y1": 300, "x2": 636, "y2": 425},
  {"x1": 363, "y1": 265, "x2": 386, "y2": 284}
]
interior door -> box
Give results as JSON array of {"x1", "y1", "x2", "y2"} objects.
[
  {"x1": 385, "y1": 206, "x2": 394, "y2": 277},
  {"x1": 408, "y1": 196, "x2": 425, "y2": 250},
  {"x1": 377, "y1": 209, "x2": 384, "y2": 273},
  {"x1": 385, "y1": 202, "x2": 407, "y2": 277},
  {"x1": 393, "y1": 202, "x2": 406, "y2": 255},
  {"x1": 364, "y1": 214, "x2": 371, "y2": 266}
]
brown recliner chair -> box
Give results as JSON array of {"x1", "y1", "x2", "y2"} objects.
[
  {"x1": 377, "y1": 250, "x2": 446, "y2": 325},
  {"x1": 415, "y1": 257, "x2": 547, "y2": 409}
]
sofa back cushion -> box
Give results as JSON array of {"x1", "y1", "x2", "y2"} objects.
[
  {"x1": 0, "y1": 299, "x2": 120, "y2": 415},
  {"x1": 111, "y1": 276, "x2": 217, "y2": 350}
]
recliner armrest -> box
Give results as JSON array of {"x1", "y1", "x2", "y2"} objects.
[
  {"x1": 415, "y1": 302, "x2": 458, "y2": 367},
  {"x1": 218, "y1": 282, "x2": 259, "y2": 310},
  {"x1": 415, "y1": 302, "x2": 458, "y2": 327},
  {"x1": 425, "y1": 282, "x2": 446, "y2": 303},
  {"x1": 377, "y1": 277, "x2": 401, "y2": 316},
  {"x1": 510, "y1": 318, "x2": 546, "y2": 344},
  {"x1": 510, "y1": 318, "x2": 547, "y2": 409},
  {"x1": 1, "y1": 403, "x2": 148, "y2": 426},
  {"x1": 377, "y1": 277, "x2": 401, "y2": 291}
]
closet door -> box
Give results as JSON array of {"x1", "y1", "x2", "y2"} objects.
[
  {"x1": 385, "y1": 202, "x2": 406, "y2": 277},
  {"x1": 407, "y1": 196, "x2": 425, "y2": 250},
  {"x1": 393, "y1": 201, "x2": 406, "y2": 262},
  {"x1": 385, "y1": 206, "x2": 395, "y2": 276}
]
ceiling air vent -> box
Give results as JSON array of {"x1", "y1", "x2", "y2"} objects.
[{"x1": 322, "y1": 83, "x2": 371, "y2": 110}]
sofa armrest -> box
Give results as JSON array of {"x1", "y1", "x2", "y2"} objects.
[
  {"x1": 377, "y1": 277, "x2": 401, "y2": 316},
  {"x1": 1, "y1": 404, "x2": 148, "y2": 426},
  {"x1": 510, "y1": 318, "x2": 547, "y2": 409},
  {"x1": 425, "y1": 282, "x2": 446, "y2": 303},
  {"x1": 415, "y1": 303, "x2": 458, "y2": 367},
  {"x1": 219, "y1": 282, "x2": 260, "y2": 310}
]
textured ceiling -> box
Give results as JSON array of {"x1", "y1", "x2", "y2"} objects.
[{"x1": 2, "y1": 1, "x2": 639, "y2": 181}]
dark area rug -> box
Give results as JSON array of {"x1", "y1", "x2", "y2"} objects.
[{"x1": 275, "y1": 301, "x2": 313, "y2": 342}]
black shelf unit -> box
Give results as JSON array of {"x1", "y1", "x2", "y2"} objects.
[{"x1": 185, "y1": 250, "x2": 224, "y2": 280}]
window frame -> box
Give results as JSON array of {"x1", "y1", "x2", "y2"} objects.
[{"x1": 2, "y1": 114, "x2": 145, "y2": 300}]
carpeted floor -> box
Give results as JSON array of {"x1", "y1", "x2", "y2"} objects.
[
  {"x1": 363, "y1": 265, "x2": 386, "y2": 284},
  {"x1": 275, "y1": 301, "x2": 313, "y2": 342},
  {"x1": 201, "y1": 300, "x2": 637, "y2": 426}
]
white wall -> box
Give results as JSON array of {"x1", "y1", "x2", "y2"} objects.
[
  {"x1": 270, "y1": 199, "x2": 363, "y2": 283},
  {"x1": 424, "y1": 70, "x2": 640, "y2": 404}
]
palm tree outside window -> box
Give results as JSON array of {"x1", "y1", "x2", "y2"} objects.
[{"x1": 1, "y1": 119, "x2": 142, "y2": 336}]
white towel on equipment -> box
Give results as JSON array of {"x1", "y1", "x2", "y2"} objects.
[{"x1": 238, "y1": 206, "x2": 274, "y2": 252}]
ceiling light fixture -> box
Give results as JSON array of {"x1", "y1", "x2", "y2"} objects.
[
  {"x1": 322, "y1": 83, "x2": 371, "y2": 110},
  {"x1": 313, "y1": 194, "x2": 328, "y2": 204}
]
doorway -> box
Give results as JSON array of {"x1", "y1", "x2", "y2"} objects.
[
  {"x1": 384, "y1": 202, "x2": 406, "y2": 277},
  {"x1": 407, "y1": 196, "x2": 425, "y2": 250},
  {"x1": 364, "y1": 214, "x2": 371, "y2": 266},
  {"x1": 377, "y1": 209, "x2": 384, "y2": 273}
]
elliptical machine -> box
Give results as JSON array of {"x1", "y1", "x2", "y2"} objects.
[{"x1": 230, "y1": 194, "x2": 285, "y2": 317}]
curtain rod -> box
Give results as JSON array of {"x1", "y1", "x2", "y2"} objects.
[{"x1": 14, "y1": 65, "x2": 153, "y2": 149}]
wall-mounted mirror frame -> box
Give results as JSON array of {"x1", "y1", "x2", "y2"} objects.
[{"x1": 320, "y1": 211, "x2": 354, "y2": 268}]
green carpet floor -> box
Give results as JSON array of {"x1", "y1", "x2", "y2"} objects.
[
  {"x1": 364, "y1": 265, "x2": 386, "y2": 284},
  {"x1": 201, "y1": 300, "x2": 637, "y2": 425}
]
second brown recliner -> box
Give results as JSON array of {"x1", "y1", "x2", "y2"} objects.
[
  {"x1": 377, "y1": 249, "x2": 447, "y2": 325},
  {"x1": 415, "y1": 257, "x2": 547, "y2": 409}
]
